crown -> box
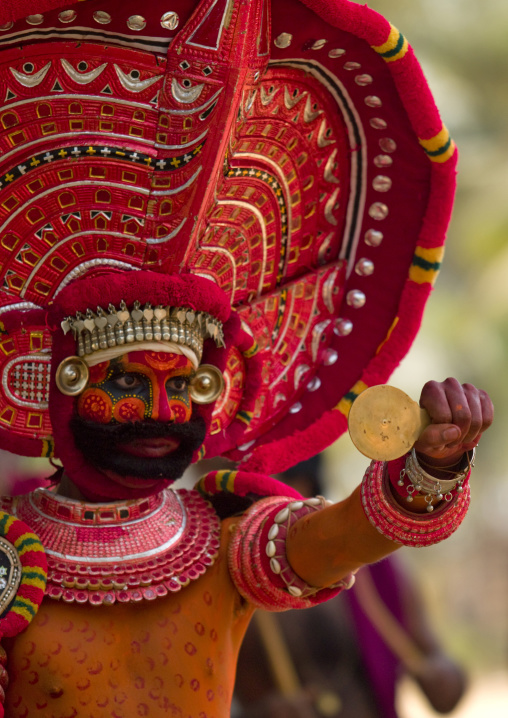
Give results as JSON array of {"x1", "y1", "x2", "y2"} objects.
[{"x1": 61, "y1": 301, "x2": 225, "y2": 363}]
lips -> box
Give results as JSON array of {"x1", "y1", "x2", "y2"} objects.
[{"x1": 118, "y1": 437, "x2": 181, "y2": 458}]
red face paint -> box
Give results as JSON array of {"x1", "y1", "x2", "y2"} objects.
[{"x1": 77, "y1": 350, "x2": 194, "y2": 426}]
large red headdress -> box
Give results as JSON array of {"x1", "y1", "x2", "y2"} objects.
[{"x1": 0, "y1": 0, "x2": 456, "y2": 475}]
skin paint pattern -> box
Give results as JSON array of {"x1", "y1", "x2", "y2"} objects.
[{"x1": 77, "y1": 351, "x2": 194, "y2": 425}]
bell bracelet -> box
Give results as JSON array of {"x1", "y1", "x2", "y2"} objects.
[{"x1": 398, "y1": 448, "x2": 475, "y2": 512}]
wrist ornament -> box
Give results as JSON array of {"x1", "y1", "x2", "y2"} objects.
[
  {"x1": 397, "y1": 448, "x2": 474, "y2": 512},
  {"x1": 229, "y1": 496, "x2": 355, "y2": 610},
  {"x1": 361, "y1": 461, "x2": 471, "y2": 547}
]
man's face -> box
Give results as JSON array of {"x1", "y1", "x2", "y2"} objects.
[{"x1": 70, "y1": 350, "x2": 206, "y2": 486}]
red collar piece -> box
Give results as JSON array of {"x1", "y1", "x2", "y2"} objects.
[
  {"x1": 0, "y1": 0, "x2": 457, "y2": 475},
  {"x1": 1, "y1": 488, "x2": 220, "y2": 605}
]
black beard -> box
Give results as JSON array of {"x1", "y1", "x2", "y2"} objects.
[{"x1": 70, "y1": 412, "x2": 207, "y2": 482}]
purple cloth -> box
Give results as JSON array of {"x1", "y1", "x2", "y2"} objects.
[{"x1": 345, "y1": 559, "x2": 408, "y2": 718}]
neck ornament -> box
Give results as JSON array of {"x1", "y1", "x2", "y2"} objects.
[{"x1": 3, "y1": 488, "x2": 220, "y2": 606}]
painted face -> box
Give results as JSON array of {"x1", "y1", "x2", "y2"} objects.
[
  {"x1": 71, "y1": 350, "x2": 206, "y2": 484},
  {"x1": 77, "y1": 350, "x2": 194, "y2": 425}
]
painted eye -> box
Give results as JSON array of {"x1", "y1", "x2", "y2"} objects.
[
  {"x1": 167, "y1": 376, "x2": 188, "y2": 392},
  {"x1": 114, "y1": 374, "x2": 142, "y2": 389}
]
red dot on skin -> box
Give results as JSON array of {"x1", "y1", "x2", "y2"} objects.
[
  {"x1": 195, "y1": 622, "x2": 205, "y2": 636},
  {"x1": 190, "y1": 679, "x2": 200, "y2": 692},
  {"x1": 185, "y1": 643, "x2": 197, "y2": 656},
  {"x1": 169, "y1": 621, "x2": 178, "y2": 635}
]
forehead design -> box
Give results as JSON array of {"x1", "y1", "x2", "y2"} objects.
[{"x1": 120, "y1": 350, "x2": 193, "y2": 373}]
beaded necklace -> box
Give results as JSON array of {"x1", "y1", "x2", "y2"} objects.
[{"x1": 0, "y1": 488, "x2": 220, "y2": 606}]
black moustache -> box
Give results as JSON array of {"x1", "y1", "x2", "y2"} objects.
[{"x1": 70, "y1": 413, "x2": 207, "y2": 482}]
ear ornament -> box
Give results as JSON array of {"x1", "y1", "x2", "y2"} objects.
[
  {"x1": 55, "y1": 356, "x2": 89, "y2": 396},
  {"x1": 189, "y1": 364, "x2": 224, "y2": 404}
]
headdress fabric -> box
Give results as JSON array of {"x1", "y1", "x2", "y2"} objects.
[{"x1": 0, "y1": 0, "x2": 457, "y2": 475}]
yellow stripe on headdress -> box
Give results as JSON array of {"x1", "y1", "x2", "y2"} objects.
[
  {"x1": 409, "y1": 246, "x2": 445, "y2": 285},
  {"x1": 243, "y1": 340, "x2": 259, "y2": 359},
  {"x1": 371, "y1": 25, "x2": 408, "y2": 63},
  {"x1": 419, "y1": 126, "x2": 456, "y2": 163},
  {"x1": 0, "y1": 512, "x2": 15, "y2": 536},
  {"x1": 237, "y1": 411, "x2": 253, "y2": 426},
  {"x1": 376, "y1": 317, "x2": 399, "y2": 355},
  {"x1": 335, "y1": 380, "x2": 369, "y2": 418}
]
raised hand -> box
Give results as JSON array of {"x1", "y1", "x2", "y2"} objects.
[{"x1": 414, "y1": 378, "x2": 493, "y2": 467}]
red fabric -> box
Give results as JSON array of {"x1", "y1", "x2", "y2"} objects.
[
  {"x1": 0, "y1": 0, "x2": 77, "y2": 23},
  {"x1": 198, "y1": 470, "x2": 302, "y2": 501},
  {"x1": 49, "y1": 270, "x2": 232, "y2": 328},
  {"x1": 300, "y1": 0, "x2": 447, "y2": 138}
]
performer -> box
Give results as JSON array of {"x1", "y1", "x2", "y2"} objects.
[{"x1": 0, "y1": 1, "x2": 493, "y2": 717}]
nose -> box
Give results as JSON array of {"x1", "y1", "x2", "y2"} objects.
[
  {"x1": 151, "y1": 386, "x2": 191, "y2": 424},
  {"x1": 152, "y1": 388, "x2": 175, "y2": 423}
]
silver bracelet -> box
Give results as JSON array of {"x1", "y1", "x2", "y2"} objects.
[{"x1": 398, "y1": 448, "x2": 475, "y2": 512}]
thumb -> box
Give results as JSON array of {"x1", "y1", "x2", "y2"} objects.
[{"x1": 415, "y1": 424, "x2": 461, "y2": 454}]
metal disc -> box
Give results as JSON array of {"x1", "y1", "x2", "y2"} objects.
[{"x1": 348, "y1": 385, "x2": 430, "y2": 461}]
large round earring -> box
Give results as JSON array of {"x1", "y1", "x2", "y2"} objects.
[
  {"x1": 189, "y1": 364, "x2": 224, "y2": 404},
  {"x1": 55, "y1": 356, "x2": 89, "y2": 396}
]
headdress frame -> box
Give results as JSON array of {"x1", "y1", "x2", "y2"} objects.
[{"x1": 0, "y1": 0, "x2": 456, "y2": 474}]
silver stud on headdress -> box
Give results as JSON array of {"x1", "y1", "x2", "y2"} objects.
[{"x1": 61, "y1": 301, "x2": 225, "y2": 364}]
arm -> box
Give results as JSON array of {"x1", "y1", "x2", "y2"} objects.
[
  {"x1": 286, "y1": 485, "x2": 398, "y2": 588},
  {"x1": 286, "y1": 379, "x2": 493, "y2": 588}
]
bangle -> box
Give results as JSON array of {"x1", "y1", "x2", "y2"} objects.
[
  {"x1": 397, "y1": 448, "x2": 474, "y2": 512},
  {"x1": 362, "y1": 461, "x2": 470, "y2": 547},
  {"x1": 228, "y1": 496, "x2": 354, "y2": 611}
]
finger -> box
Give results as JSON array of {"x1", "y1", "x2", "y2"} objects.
[
  {"x1": 461, "y1": 384, "x2": 483, "y2": 445},
  {"x1": 415, "y1": 423, "x2": 461, "y2": 455},
  {"x1": 479, "y1": 389, "x2": 494, "y2": 431},
  {"x1": 442, "y1": 379, "x2": 473, "y2": 443},
  {"x1": 420, "y1": 380, "x2": 453, "y2": 424},
  {"x1": 420, "y1": 378, "x2": 472, "y2": 445}
]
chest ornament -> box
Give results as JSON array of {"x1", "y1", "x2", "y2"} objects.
[{"x1": 2, "y1": 488, "x2": 220, "y2": 606}]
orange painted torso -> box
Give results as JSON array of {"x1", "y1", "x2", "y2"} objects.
[{"x1": 4, "y1": 519, "x2": 255, "y2": 718}]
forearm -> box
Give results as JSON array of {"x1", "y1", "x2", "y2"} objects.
[
  {"x1": 286, "y1": 453, "x2": 471, "y2": 588},
  {"x1": 286, "y1": 484, "x2": 399, "y2": 587}
]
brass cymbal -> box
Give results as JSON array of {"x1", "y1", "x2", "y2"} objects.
[{"x1": 348, "y1": 385, "x2": 430, "y2": 461}]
